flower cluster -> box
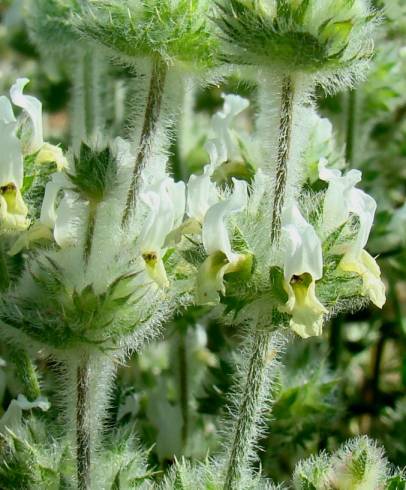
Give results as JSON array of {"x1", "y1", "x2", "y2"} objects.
[
  {"x1": 0, "y1": 81, "x2": 192, "y2": 355},
  {"x1": 166, "y1": 94, "x2": 387, "y2": 339},
  {"x1": 216, "y1": 0, "x2": 378, "y2": 89},
  {"x1": 75, "y1": 0, "x2": 218, "y2": 70},
  {"x1": 0, "y1": 78, "x2": 65, "y2": 233}
]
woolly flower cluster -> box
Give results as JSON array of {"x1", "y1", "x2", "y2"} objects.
[
  {"x1": 75, "y1": 0, "x2": 218, "y2": 70},
  {"x1": 216, "y1": 0, "x2": 377, "y2": 88},
  {"x1": 168, "y1": 93, "x2": 385, "y2": 339},
  {"x1": 0, "y1": 81, "x2": 385, "y2": 349},
  {"x1": 294, "y1": 436, "x2": 391, "y2": 489},
  {"x1": 0, "y1": 79, "x2": 191, "y2": 355}
]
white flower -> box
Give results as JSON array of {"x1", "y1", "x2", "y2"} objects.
[
  {"x1": 1, "y1": 79, "x2": 68, "y2": 239},
  {"x1": 8, "y1": 171, "x2": 84, "y2": 255},
  {"x1": 0, "y1": 395, "x2": 50, "y2": 433},
  {"x1": 48, "y1": 179, "x2": 88, "y2": 248},
  {"x1": 304, "y1": 109, "x2": 334, "y2": 182},
  {"x1": 139, "y1": 177, "x2": 186, "y2": 288},
  {"x1": 0, "y1": 95, "x2": 23, "y2": 188},
  {"x1": 10, "y1": 78, "x2": 67, "y2": 168},
  {"x1": 187, "y1": 165, "x2": 219, "y2": 223},
  {"x1": 0, "y1": 95, "x2": 28, "y2": 231},
  {"x1": 279, "y1": 203, "x2": 327, "y2": 338},
  {"x1": 197, "y1": 179, "x2": 250, "y2": 304},
  {"x1": 210, "y1": 94, "x2": 249, "y2": 165},
  {"x1": 10, "y1": 78, "x2": 43, "y2": 154},
  {"x1": 40, "y1": 171, "x2": 87, "y2": 248},
  {"x1": 320, "y1": 167, "x2": 364, "y2": 236},
  {"x1": 166, "y1": 165, "x2": 220, "y2": 243},
  {"x1": 205, "y1": 140, "x2": 222, "y2": 173},
  {"x1": 320, "y1": 167, "x2": 386, "y2": 308},
  {"x1": 202, "y1": 179, "x2": 248, "y2": 262}
]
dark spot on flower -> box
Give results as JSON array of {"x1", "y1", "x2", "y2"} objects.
[
  {"x1": 0, "y1": 183, "x2": 16, "y2": 194},
  {"x1": 143, "y1": 252, "x2": 157, "y2": 263}
]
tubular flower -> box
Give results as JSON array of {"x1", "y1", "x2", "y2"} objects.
[
  {"x1": 9, "y1": 171, "x2": 85, "y2": 255},
  {"x1": 167, "y1": 164, "x2": 220, "y2": 242},
  {"x1": 1, "y1": 78, "x2": 68, "y2": 236},
  {"x1": 139, "y1": 177, "x2": 186, "y2": 288},
  {"x1": 0, "y1": 395, "x2": 50, "y2": 432},
  {"x1": 279, "y1": 203, "x2": 327, "y2": 338},
  {"x1": 210, "y1": 94, "x2": 250, "y2": 164},
  {"x1": 187, "y1": 166, "x2": 219, "y2": 224},
  {"x1": 208, "y1": 94, "x2": 255, "y2": 185},
  {"x1": 10, "y1": 78, "x2": 67, "y2": 168},
  {"x1": 304, "y1": 109, "x2": 334, "y2": 182},
  {"x1": 0, "y1": 96, "x2": 29, "y2": 231},
  {"x1": 40, "y1": 172, "x2": 86, "y2": 248},
  {"x1": 197, "y1": 179, "x2": 250, "y2": 305},
  {"x1": 320, "y1": 167, "x2": 385, "y2": 308}
]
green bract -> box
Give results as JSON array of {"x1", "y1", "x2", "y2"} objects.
[
  {"x1": 75, "y1": 0, "x2": 219, "y2": 70},
  {"x1": 68, "y1": 143, "x2": 117, "y2": 203},
  {"x1": 215, "y1": 0, "x2": 377, "y2": 79}
]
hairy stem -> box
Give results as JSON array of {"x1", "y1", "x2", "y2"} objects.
[
  {"x1": 223, "y1": 328, "x2": 273, "y2": 490},
  {"x1": 270, "y1": 75, "x2": 295, "y2": 243},
  {"x1": 86, "y1": 51, "x2": 105, "y2": 139},
  {"x1": 76, "y1": 357, "x2": 91, "y2": 490},
  {"x1": 83, "y1": 202, "x2": 97, "y2": 265},
  {"x1": 72, "y1": 49, "x2": 105, "y2": 153},
  {"x1": 121, "y1": 57, "x2": 168, "y2": 228}
]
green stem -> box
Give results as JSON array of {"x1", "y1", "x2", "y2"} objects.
[
  {"x1": 76, "y1": 357, "x2": 91, "y2": 490},
  {"x1": 223, "y1": 328, "x2": 273, "y2": 490},
  {"x1": 83, "y1": 202, "x2": 97, "y2": 265},
  {"x1": 121, "y1": 57, "x2": 168, "y2": 228},
  {"x1": 171, "y1": 85, "x2": 194, "y2": 182},
  {"x1": 71, "y1": 49, "x2": 105, "y2": 153},
  {"x1": 270, "y1": 75, "x2": 295, "y2": 244},
  {"x1": 85, "y1": 51, "x2": 105, "y2": 140}
]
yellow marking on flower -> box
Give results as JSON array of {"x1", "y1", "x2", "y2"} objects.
[
  {"x1": 340, "y1": 250, "x2": 386, "y2": 308},
  {"x1": 196, "y1": 251, "x2": 253, "y2": 305},
  {"x1": 142, "y1": 251, "x2": 169, "y2": 289},
  {"x1": 281, "y1": 273, "x2": 327, "y2": 339},
  {"x1": 0, "y1": 183, "x2": 29, "y2": 231}
]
